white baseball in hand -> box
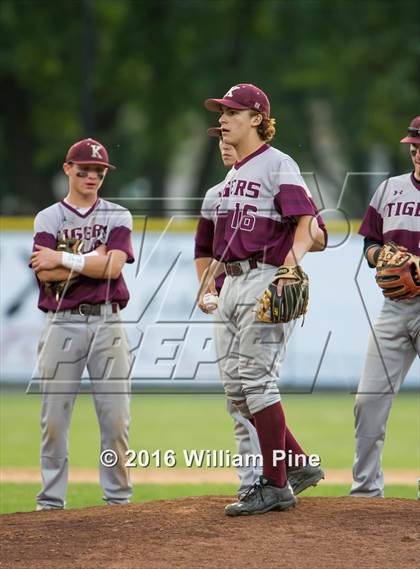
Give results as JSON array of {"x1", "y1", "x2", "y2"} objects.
[{"x1": 203, "y1": 293, "x2": 218, "y2": 313}]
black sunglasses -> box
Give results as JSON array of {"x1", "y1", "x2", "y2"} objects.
[{"x1": 407, "y1": 127, "x2": 420, "y2": 136}]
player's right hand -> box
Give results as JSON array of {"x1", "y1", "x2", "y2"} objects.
[
  {"x1": 31, "y1": 245, "x2": 62, "y2": 271},
  {"x1": 198, "y1": 280, "x2": 217, "y2": 313}
]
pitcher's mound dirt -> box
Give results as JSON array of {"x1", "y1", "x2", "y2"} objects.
[{"x1": 2, "y1": 496, "x2": 419, "y2": 569}]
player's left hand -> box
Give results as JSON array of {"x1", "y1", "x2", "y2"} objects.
[
  {"x1": 256, "y1": 265, "x2": 309, "y2": 323},
  {"x1": 31, "y1": 245, "x2": 62, "y2": 272},
  {"x1": 375, "y1": 241, "x2": 420, "y2": 299},
  {"x1": 276, "y1": 277, "x2": 298, "y2": 296}
]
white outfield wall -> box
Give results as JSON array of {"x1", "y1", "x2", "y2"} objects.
[{"x1": 0, "y1": 227, "x2": 418, "y2": 391}]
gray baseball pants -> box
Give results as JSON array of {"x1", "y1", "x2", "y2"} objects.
[
  {"x1": 214, "y1": 307, "x2": 261, "y2": 495},
  {"x1": 35, "y1": 304, "x2": 132, "y2": 509},
  {"x1": 351, "y1": 296, "x2": 420, "y2": 497},
  {"x1": 214, "y1": 264, "x2": 294, "y2": 494},
  {"x1": 225, "y1": 399, "x2": 262, "y2": 495}
]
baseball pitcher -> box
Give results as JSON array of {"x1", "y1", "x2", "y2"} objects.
[
  {"x1": 195, "y1": 129, "x2": 326, "y2": 500},
  {"x1": 199, "y1": 84, "x2": 326, "y2": 516}
]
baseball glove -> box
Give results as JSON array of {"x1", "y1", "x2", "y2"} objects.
[
  {"x1": 375, "y1": 241, "x2": 420, "y2": 300},
  {"x1": 44, "y1": 238, "x2": 84, "y2": 301},
  {"x1": 256, "y1": 265, "x2": 309, "y2": 323}
]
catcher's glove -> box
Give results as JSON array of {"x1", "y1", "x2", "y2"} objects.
[
  {"x1": 375, "y1": 241, "x2": 420, "y2": 300},
  {"x1": 44, "y1": 238, "x2": 84, "y2": 301},
  {"x1": 256, "y1": 265, "x2": 309, "y2": 324}
]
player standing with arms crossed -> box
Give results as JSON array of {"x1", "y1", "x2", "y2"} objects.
[
  {"x1": 199, "y1": 84, "x2": 327, "y2": 516},
  {"x1": 351, "y1": 116, "x2": 420, "y2": 497},
  {"x1": 30, "y1": 138, "x2": 134, "y2": 510}
]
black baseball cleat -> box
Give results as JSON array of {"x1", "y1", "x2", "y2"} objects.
[
  {"x1": 36, "y1": 505, "x2": 64, "y2": 511},
  {"x1": 224, "y1": 476, "x2": 297, "y2": 517},
  {"x1": 287, "y1": 464, "x2": 325, "y2": 495}
]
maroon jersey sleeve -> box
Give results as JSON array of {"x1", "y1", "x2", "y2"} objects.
[
  {"x1": 107, "y1": 226, "x2": 134, "y2": 263},
  {"x1": 29, "y1": 212, "x2": 58, "y2": 267},
  {"x1": 358, "y1": 205, "x2": 384, "y2": 242},
  {"x1": 194, "y1": 217, "x2": 215, "y2": 259},
  {"x1": 358, "y1": 179, "x2": 386, "y2": 242},
  {"x1": 106, "y1": 209, "x2": 134, "y2": 263},
  {"x1": 274, "y1": 185, "x2": 320, "y2": 218}
]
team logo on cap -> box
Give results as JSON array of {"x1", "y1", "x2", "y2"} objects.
[
  {"x1": 224, "y1": 85, "x2": 241, "y2": 98},
  {"x1": 89, "y1": 143, "x2": 103, "y2": 159}
]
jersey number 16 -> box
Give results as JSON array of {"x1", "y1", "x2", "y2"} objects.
[{"x1": 231, "y1": 202, "x2": 257, "y2": 232}]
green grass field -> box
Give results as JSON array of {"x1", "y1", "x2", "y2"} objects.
[
  {"x1": 1, "y1": 484, "x2": 417, "y2": 515},
  {"x1": 1, "y1": 390, "x2": 419, "y2": 513}
]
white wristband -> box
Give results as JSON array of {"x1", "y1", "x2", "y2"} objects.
[{"x1": 62, "y1": 252, "x2": 86, "y2": 272}]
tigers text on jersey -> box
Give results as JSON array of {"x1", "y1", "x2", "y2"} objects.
[
  {"x1": 359, "y1": 173, "x2": 420, "y2": 255},
  {"x1": 203, "y1": 144, "x2": 325, "y2": 265},
  {"x1": 32, "y1": 198, "x2": 134, "y2": 312}
]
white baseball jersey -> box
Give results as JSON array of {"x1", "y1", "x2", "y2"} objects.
[
  {"x1": 359, "y1": 172, "x2": 420, "y2": 255},
  {"x1": 194, "y1": 180, "x2": 225, "y2": 259},
  {"x1": 208, "y1": 144, "x2": 325, "y2": 264},
  {"x1": 194, "y1": 169, "x2": 235, "y2": 256},
  {"x1": 32, "y1": 198, "x2": 134, "y2": 311}
]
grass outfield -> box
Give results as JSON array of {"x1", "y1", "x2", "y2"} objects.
[
  {"x1": 1, "y1": 483, "x2": 417, "y2": 514},
  {"x1": 1, "y1": 391, "x2": 418, "y2": 469},
  {"x1": 1, "y1": 391, "x2": 419, "y2": 513}
]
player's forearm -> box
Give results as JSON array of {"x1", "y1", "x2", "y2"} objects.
[
  {"x1": 57, "y1": 250, "x2": 126, "y2": 279},
  {"x1": 365, "y1": 245, "x2": 382, "y2": 267},
  {"x1": 76, "y1": 252, "x2": 126, "y2": 279},
  {"x1": 37, "y1": 268, "x2": 72, "y2": 282},
  {"x1": 309, "y1": 226, "x2": 327, "y2": 252},
  {"x1": 284, "y1": 215, "x2": 317, "y2": 264},
  {"x1": 197, "y1": 259, "x2": 223, "y2": 298},
  {"x1": 36, "y1": 258, "x2": 120, "y2": 281},
  {"x1": 195, "y1": 257, "x2": 212, "y2": 282},
  {"x1": 208, "y1": 259, "x2": 225, "y2": 280}
]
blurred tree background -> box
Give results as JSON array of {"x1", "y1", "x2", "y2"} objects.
[{"x1": 0, "y1": 0, "x2": 419, "y2": 216}]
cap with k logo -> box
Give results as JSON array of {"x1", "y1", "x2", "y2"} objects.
[
  {"x1": 65, "y1": 138, "x2": 116, "y2": 169},
  {"x1": 205, "y1": 84, "x2": 271, "y2": 116}
]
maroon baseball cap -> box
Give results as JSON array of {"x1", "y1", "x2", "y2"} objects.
[
  {"x1": 207, "y1": 127, "x2": 222, "y2": 137},
  {"x1": 400, "y1": 116, "x2": 420, "y2": 144},
  {"x1": 205, "y1": 84, "x2": 271, "y2": 116},
  {"x1": 65, "y1": 138, "x2": 116, "y2": 169}
]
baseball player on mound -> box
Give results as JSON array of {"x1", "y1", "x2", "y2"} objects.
[
  {"x1": 351, "y1": 116, "x2": 420, "y2": 497},
  {"x1": 30, "y1": 138, "x2": 134, "y2": 510},
  {"x1": 199, "y1": 84, "x2": 327, "y2": 516},
  {"x1": 195, "y1": 129, "x2": 327, "y2": 500}
]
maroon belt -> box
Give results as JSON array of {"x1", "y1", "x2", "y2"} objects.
[{"x1": 224, "y1": 259, "x2": 259, "y2": 277}]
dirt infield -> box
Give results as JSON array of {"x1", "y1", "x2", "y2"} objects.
[
  {"x1": 1, "y1": 497, "x2": 419, "y2": 569},
  {"x1": 1, "y1": 467, "x2": 417, "y2": 485}
]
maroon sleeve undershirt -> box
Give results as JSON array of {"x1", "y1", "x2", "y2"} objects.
[{"x1": 194, "y1": 217, "x2": 215, "y2": 259}]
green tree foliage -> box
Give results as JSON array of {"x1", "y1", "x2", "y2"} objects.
[{"x1": 0, "y1": 0, "x2": 418, "y2": 214}]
